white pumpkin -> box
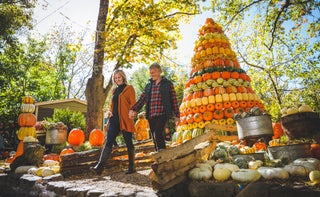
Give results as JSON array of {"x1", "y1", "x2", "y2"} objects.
[
  {"x1": 293, "y1": 158, "x2": 320, "y2": 171},
  {"x1": 257, "y1": 167, "x2": 289, "y2": 180},
  {"x1": 231, "y1": 169, "x2": 261, "y2": 182},
  {"x1": 214, "y1": 163, "x2": 239, "y2": 172},
  {"x1": 204, "y1": 159, "x2": 217, "y2": 167},
  {"x1": 213, "y1": 168, "x2": 231, "y2": 181},
  {"x1": 309, "y1": 170, "x2": 320, "y2": 183},
  {"x1": 188, "y1": 167, "x2": 212, "y2": 181},
  {"x1": 43, "y1": 159, "x2": 59, "y2": 167},
  {"x1": 15, "y1": 165, "x2": 36, "y2": 174},
  {"x1": 286, "y1": 107, "x2": 299, "y2": 115},
  {"x1": 248, "y1": 160, "x2": 263, "y2": 170},
  {"x1": 284, "y1": 164, "x2": 310, "y2": 177},
  {"x1": 35, "y1": 167, "x2": 51, "y2": 177},
  {"x1": 42, "y1": 168, "x2": 55, "y2": 177},
  {"x1": 27, "y1": 167, "x2": 38, "y2": 175},
  {"x1": 196, "y1": 163, "x2": 213, "y2": 171},
  {"x1": 20, "y1": 103, "x2": 35, "y2": 113},
  {"x1": 298, "y1": 104, "x2": 313, "y2": 112}
]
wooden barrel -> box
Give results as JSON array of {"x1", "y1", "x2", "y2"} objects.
[{"x1": 280, "y1": 112, "x2": 320, "y2": 139}]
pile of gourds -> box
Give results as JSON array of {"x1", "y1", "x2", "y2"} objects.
[
  {"x1": 173, "y1": 18, "x2": 266, "y2": 145},
  {"x1": 188, "y1": 141, "x2": 320, "y2": 184}
]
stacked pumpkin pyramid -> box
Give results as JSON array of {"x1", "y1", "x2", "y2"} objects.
[
  {"x1": 173, "y1": 18, "x2": 266, "y2": 144},
  {"x1": 15, "y1": 96, "x2": 38, "y2": 158}
]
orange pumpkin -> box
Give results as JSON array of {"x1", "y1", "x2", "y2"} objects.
[
  {"x1": 237, "y1": 86, "x2": 247, "y2": 93},
  {"x1": 226, "y1": 86, "x2": 237, "y2": 93},
  {"x1": 203, "y1": 88, "x2": 214, "y2": 97},
  {"x1": 89, "y1": 129, "x2": 105, "y2": 146},
  {"x1": 239, "y1": 101, "x2": 247, "y2": 108},
  {"x1": 223, "y1": 101, "x2": 231, "y2": 109},
  {"x1": 253, "y1": 141, "x2": 267, "y2": 151},
  {"x1": 193, "y1": 75, "x2": 203, "y2": 84},
  {"x1": 211, "y1": 71, "x2": 221, "y2": 79},
  {"x1": 272, "y1": 122, "x2": 283, "y2": 139},
  {"x1": 235, "y1": 107, "x2": 245, "y2": 114},
  {"x1": 202, "y1": 73, "x2": 212, "y2": 81},
  {"x1": 192, "y1": 106, "x2": 199, "y2": 113},
  {"x1": 18, "y1": 113, "x2": 37, "y2": 127},
  {"x1": 68, "y1": 128, "x2": 85, "y2": 146},
  {"x1": 214, "y1": 87, "x2": 226, "y2": 95},
  {"x1": 186, "y1": 114, "x2": 194, "y2": 123},
  {"x1": 60, "y1": 147, "x2": 75, "y2": 160},
  {"x1": 203, "y1": 111, "x2": 213, "y2": 121},
  {"x1": 224, "y1": 108, "x2": 234, "y2": 118},
  {"x1": 213, "y1": 110, "x2": 224, "y2": 120},
  {"x1": 43, "y1": 153, "x2": 60, "y2": 161},
  {"x1": 231, "y1": 101, "x2": 240, "y2": 109},
  {"x1": 247, "y1": 101, "x2": 254, "y2": 108},
  {"x1": 214, "y1": 102, "x2": 223, "y2": 110},
  {"x1": 207, "y1": 103, "x2": 215, "y2": 111},
  {"x1": 22, "y1": 95, "x2": 35, "y2": 104},
  {"x1": 221, "y1": 71, "x2": 231, "y2": 79},
  {"x1": 230, "y1": 71, "x2": 239, "y2": 79},
  {"x1": 16, "y1": 140, "x2": 24, "y2": 157},
  {"x1": 193, "y1": 91, "x2": 203, "y2": 99},
  {"x1": 199, "y1": 105, "x2": 207, "y2": 113},
  {"x1": 239, "y1": 73, "x2": 247, "y2": 80},
  {"x1": 193, "y1": 113, "x2": 203, "y2": 123}
]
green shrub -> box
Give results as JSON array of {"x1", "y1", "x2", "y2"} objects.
[{"x1": 45, "y1": 108, "x2": 85, "y2": 132}]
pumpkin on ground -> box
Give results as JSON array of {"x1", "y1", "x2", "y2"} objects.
[{"x1": 68, "y1": 128, "x2": 85, "y2": 146}]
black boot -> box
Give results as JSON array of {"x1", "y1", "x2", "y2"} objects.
[
  {"x1": 90, "y1": 146, "x2": 112, "y2": 176},
  {"x1": 125, "y1": 148, "x2": 136, "y2": 174}
]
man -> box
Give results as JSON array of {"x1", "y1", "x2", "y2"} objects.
[{"x1": 129, "y1": 63, "x2": 180, "y2": 151}]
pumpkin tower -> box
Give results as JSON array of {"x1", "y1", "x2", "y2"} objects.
[{"x1": 173, "y1": 18, "x2": 266, "y2": 144}]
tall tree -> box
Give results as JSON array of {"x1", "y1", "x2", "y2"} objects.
[
  {"x1": 85, "y1": 0, "x2": 201, "y2": 135},
  {"x1": 209, "y1": 0, "x2": 320, "y2": 120}
]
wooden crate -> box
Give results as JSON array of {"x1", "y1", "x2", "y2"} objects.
[{"x1": 149, "y1": 128, "x2": 238, "y2": 191}]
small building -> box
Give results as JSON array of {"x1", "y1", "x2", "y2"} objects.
[{"x1": 35, "y1": 98, "x2": 87, "y2": 121}]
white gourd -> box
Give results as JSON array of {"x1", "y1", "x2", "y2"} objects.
[
  {"x1": 214, "y1": 163, "x2": 239, "y2": 172},
  {"x1": 188, "y1": 167, "x2": 212, "y2": 181},
  {"x1": 248, "y1": 160, "x2": 263, "y2": 170},
  {"x1": 293, "y1": 158, "x2": 320, "y2": 171},
  {"x1": 231, "y1": 169, "x2": 261, "y2": 182},
  {"x1": 42, "y1": 168, "x2": 55, "y2": 177},
  {"x1": 284, "y1": 164, "x2": 309, "y2": 177},
  {"x1": 257, "y1": 167, "x2": 289, "y2": 180},
  {"x1": 15, "y1": 165, "x2": 37, "y2": 174}
]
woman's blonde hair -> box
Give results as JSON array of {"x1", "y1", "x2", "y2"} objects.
[{"x1": 113, "y1": 69, "x2": 128, "y2": 85}]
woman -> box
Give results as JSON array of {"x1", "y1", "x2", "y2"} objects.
[{"x1": 91, "y1": 70, "x2": 136, "y2": 175}]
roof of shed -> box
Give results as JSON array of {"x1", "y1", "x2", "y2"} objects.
[{"x1": 35, "y1": 98, "x2": 87, "y2": 113}]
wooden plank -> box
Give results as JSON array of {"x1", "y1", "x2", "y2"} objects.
[
  {"x1": 151, "y1": 131, "x2": 238, "y2": 164},
  {"x1": 151, "y1": 174, "x2": 187, "y2": 191},
  {"x1": 205, "y1": 123, "x2": 237, "y2": 132}
]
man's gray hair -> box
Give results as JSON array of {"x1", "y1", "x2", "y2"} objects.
[{"x1": 149, "y1": 63, "x2": 162, "y2": 72}]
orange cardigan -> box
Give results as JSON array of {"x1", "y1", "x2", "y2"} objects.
[{"x1": 110, "y1": 85, "x2": 136, "y2": 133}]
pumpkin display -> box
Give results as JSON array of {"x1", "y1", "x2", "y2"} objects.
[
  {"x1": 68, "y1": 128, "x2": 85, "y2": 146},
  {"x1": 89, "y1": 129, "x2": 105, "y2": 146},
  {"x1": 174, "y1": 18, "x2": 267, "y2": 143}
]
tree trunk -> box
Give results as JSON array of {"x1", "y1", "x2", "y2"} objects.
[{"x1": 84, "y1": 0, "x2": 111, "y2": 138}]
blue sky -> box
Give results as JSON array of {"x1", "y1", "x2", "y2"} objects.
[{"x1": 32, "y1": 0, "x2": 213, "y2": 67}]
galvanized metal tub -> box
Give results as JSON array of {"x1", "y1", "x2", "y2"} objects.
[
  {"x1": 236, "y1": 115, "x2": 273, "y2": 140},
  {"x1": 268, "y1": 143, "x2": 312, "y2": 162},
  {"x1": 45, "y1": 128, "x2": 67, "y2": 145}
]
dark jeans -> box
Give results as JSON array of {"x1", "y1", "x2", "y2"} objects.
[
  {"x1": 106, "y1": 116, "x2": 134, "y2": 149},
  {"x1": 148, "y1": 115, "x2": 167, "y2": 151}
]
